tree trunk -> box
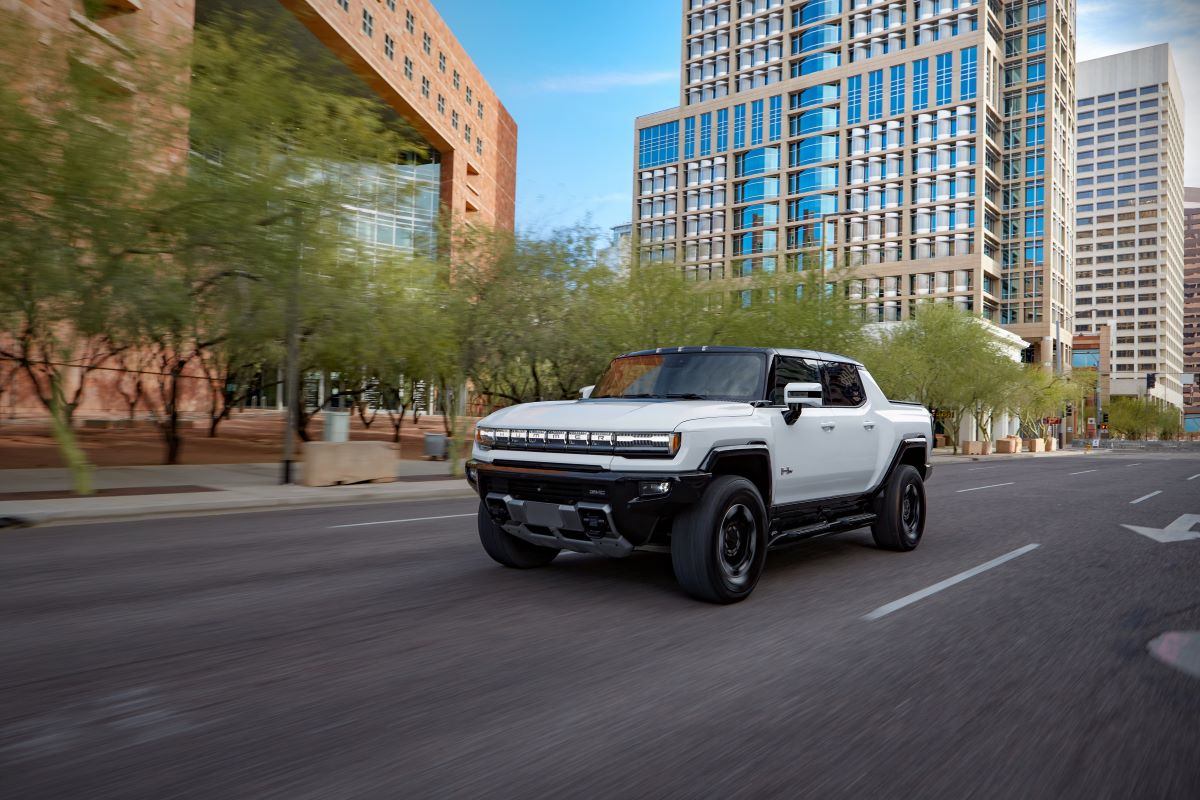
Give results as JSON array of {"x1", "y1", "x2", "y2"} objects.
[
  {"x1": 48, "y1": 374, "x2": 94, "y2": 496},
  {"x1": 163, "y1": 358, "x2": 187, "y2": 465}
]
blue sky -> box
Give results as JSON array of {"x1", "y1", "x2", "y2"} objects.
[{"x1": 433, "y1": 0, "x2": 1199, "y2": 237}]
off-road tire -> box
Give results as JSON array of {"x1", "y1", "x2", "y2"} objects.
[
  {"x1": 477, "y1": 502, "x2": 560, "y2": 568},
  {"x1": 671, "y1": 475, "x2": 768, "y2": 604},
  {"x1": 870, "y1": 464, "x2": 925, "y2": 552}
]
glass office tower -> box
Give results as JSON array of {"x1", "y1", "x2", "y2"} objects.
[{"x1": 633, "y1": 0, "x2": 1078, "y2": 365}]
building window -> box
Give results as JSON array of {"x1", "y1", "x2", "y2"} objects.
[
  {"x1": 847, "y1": 75, "x2": 862, "y2": 125},
  {"x1": 477, "y1": 101, "x2": 484, "y2": 120},
  {"x1": 421, "y1": 76, "x2": 430, "y2": 98},
  {"x1": 423, "y1": 33, "x2": 431, "y2": 54},
  {"x1": 1028, "y1": 29, "x2": 1046, "y2": 53},
  {"x1": 404, "y1": 56, "x2": 413, "y2": 80},
  {"x1": 476, "y1": 137, "x2": 484, "y2": 156},
  {"x1": 437, "y1": 94, "x2": 444, "y2": 114},
  {"x1": 337, "y1": 0, "x2": 349, "y2": 10},
  {"x1": 466, "y1": 86, "x2": 473, "y2": 105},
  {"x1": 684, "y1": 116, "x2": 696, "y2": 159},
  {"x1": 936, "y1": 52, "x2": 952, "y2": 106},
  {"x1": 960, "y1": 46, "x2": 977, "y2": 101},
  {"x1": 453, "y1": 70, "x2": 460, "y2": 89},
  {"x1": 734, "y1": 104, "x2": 746, "y2": 149},
  {"x1": 387, "y1": 0, "x2": 396, "y2": 10},
  {"x1": 890, "y1": 64, "x2": 905, "y2": 117},
  {"x1": 912, "y1": 58, "x2": 929, "y2": 111},
  {"x1": 451, "y1": 110, "x2": 459, "y2": 129},
  {"x1": 362, "y1": 9, "x2": 373, "y2": 37},
  {"x1": 638, "y1": 121, "x2": 679, "y2": 169},
  {"x1": 465, "y1": 124, "x2": 472, "y2": 143},
  {"x1": 384, "y1": 33, "x2": 394, "y2": 60},
  {"x1": 405, "y1": 10, "x2": 415, "y2": 33},
  {"x1": 700, "y1": 112, "x2": 712, "y2": 156},
  {"x1": 716, "y1": 108, "x2": 729, "y2": 151},
  {"x1": 750, "y1": 99, "x2": 764, "y2": 145},
  {"x1": 439, "y1": 52, "x2": 446, "y2": 73},
  {"x1": 867, "y1": 69, "x2": 883, "y2": 120}
]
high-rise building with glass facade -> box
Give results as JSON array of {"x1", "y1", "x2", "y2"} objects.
[
  {"x1": 1182, "y1": 187, "x2": 1199, "y2": 431},
  {"x1": 1072, "y1": 45, "x2": 1185, "y2": 410},
  {"x1": 633, "y1": 0, "x2": 1078, "y2": 365}
]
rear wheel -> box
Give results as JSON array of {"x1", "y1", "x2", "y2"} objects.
[
  {"x1": 477, "y1": 502, "x2": 560, "y2": 569},
  {"x1": 870, "y1": 465, "x2": 925, "y2": 551},
  {"x1": 671, "y1": 475, "x2": 768, "y2": 604}
]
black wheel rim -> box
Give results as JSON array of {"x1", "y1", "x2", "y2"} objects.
[
  {"x1": 901, "y1": 483, "x2": 922, "y2": 543},
  {"x1": 718, "y1": 503, "x2": 757, "y2": 588}
]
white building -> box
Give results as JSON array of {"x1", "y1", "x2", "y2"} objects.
[{"x1": 1073, "y1": 44, "x2": 1186, "y2": 409}]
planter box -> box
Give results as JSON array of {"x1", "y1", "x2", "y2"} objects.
[
  {"x1": 961, "y1": 440, "x2": 984, "y2": 455},
  {"x1": 980, "y1": 441, "x2": 993, "y2": 455},
  {"x1": 994, "y1": 439, "x2": 1019, "y2": 454},
  {"x1": 303, "y1": 441, "x2": 396, "y2": 487},
  {"x1": 1024, "y1": 438, "x2": 1046, "y2": 453},
  {"x1": 1045, "y1": 438, "x2": 1058, "y2": 452},
  {"x1": 935, "y1": 434, "x2": 947, "y2": 449}
]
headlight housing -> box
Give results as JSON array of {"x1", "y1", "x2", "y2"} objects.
[{"x1": 474, "y1": 428, "x2": 681, "y2": 458}]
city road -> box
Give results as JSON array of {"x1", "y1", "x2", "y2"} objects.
[{"x1": 2, "y1": 454, "x2": 1199, "y2": 798}]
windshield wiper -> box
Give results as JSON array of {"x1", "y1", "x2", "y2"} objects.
[
  {"x1": 664, "y1": 393, "x2": 708, "y2": 400},
  {"x1": 619, "y1": 393, "x2": 657, "y2": 398}
]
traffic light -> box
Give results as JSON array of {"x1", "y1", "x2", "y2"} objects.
[
  {"x1": 1065, "y1": 403, "x2": 1073, "y2": 416},
  {"x1": 1147, "y1": 372, "x2": 1156, "y2": 390},
  {"x1": 1102, "y1": 412, "x2": 1110, "y2": 425}
]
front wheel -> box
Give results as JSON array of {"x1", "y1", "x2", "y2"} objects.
[
  {"x1": 671, "y1": 475, "x2": 768, "y2": 604},
  {"x1": 870, "y1": 464, "x2": 925, "y2": 551},
  {"x1": 477, "y1": 502, "x2": 560, "y2": 569}
]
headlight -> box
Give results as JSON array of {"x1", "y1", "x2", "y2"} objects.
[{"x1": 472, "y1": 428, "x2": 681, "y2": 457}]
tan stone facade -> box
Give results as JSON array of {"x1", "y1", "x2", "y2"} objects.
[{"x1": 633, "y1": 0, "x2": 1077, "y2": 368}]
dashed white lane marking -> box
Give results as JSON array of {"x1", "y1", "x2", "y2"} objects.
[
  {"x1": 1069, "y1": 469, "x2": 1098, "y2": 475},
  {"x1": 863, "y1": 544, "x2": 1040, "y2": 621},
  {"x1": 330, "y1": 513, "x2": 475, "y2": 529},
  {"x1": 956, "y1": 482, "x2": 1015, "y2": 493},
  {"x1": 1129, "y1": 491, "x2": 1162, "y2": 505},
  {"x1": 1188, "y1": 474, "x2": 1200, "y2": 481},
  {"x1": 1126, "y1": 463, "x2": 1142, "y2": 467}
]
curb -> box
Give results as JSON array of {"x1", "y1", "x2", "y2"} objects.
[{"x1": 2, "y1": 483, "x2": 478, "y2": 528}]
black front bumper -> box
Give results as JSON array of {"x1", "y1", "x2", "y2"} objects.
[{"x1": 467, "y1": 460, "x2": 711, "y2": 548}]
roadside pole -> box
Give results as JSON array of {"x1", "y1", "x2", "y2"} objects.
[{"x1": 282, "y1": 241, "x2": 301, "y2": 485}]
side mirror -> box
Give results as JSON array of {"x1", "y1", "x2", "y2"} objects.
[
  {"x1": 580, "y1": 385, "x2": 595, "y2": 399},
  {"x1": 783, "y1": 381, "x2": 823, "y2": 425}
]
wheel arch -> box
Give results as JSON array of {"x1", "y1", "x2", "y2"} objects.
[{"x1": 701, "y1": 446, "x2": 772, "y2": 508}]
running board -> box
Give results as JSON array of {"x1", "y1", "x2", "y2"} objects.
[{"x1": 769, "y1": 513, "x2": 877, "y2": 548}]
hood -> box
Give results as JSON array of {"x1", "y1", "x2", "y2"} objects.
[{"x1": 480, "y1": 399, "x2": 754, "y2": 432}]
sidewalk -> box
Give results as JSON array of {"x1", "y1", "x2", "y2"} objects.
[
  {"x1": 0, "y1": 460, "x2": 476, "y2": 528},
  {"x1": 929, "y1": 446, "x2": 1107, "y2": 465}
]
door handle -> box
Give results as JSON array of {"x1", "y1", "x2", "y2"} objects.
[
  {"x1": 863, "y1": 421, "x2": 876, "y2": 430},
  {"x1": 821, "y1": 422, "x2": 836, "y2": 431}
]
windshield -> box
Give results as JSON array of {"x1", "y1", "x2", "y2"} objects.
[{"x1": 591, "y1": 352, "x2": 767, "y2": 402}]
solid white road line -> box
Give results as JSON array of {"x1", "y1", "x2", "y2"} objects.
[
  {"x1": 330, "y1": 513, "x2": 475, "y2": 529},
  {"x1": 863, "y1": 544, "x2": 1041, "y2": 621},
  {"x1": 1129, "y1": 491, "x2": 1162, "y2": 505},
  {"x1": 956, "y1": 482, "x2": 1015, "y2": 493},
  {"x1": 1069, "y1": 469, "x2": 1098, "y2": 475}
]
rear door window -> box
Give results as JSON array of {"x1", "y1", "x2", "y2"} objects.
[{"x1": 821, "y1": 362, "x2": 866, "y2": 407}]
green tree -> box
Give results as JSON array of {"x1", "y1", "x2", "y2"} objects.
[
  {"x1": 863, "y1": 304, "x2": 1017, "y2": 452},
  {"x1": 0, "y1": 22, "x2": 177, "y2": 492}
]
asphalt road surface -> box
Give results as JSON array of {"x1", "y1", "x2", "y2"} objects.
[{"x1": 3, "y1": 454, "x2": 1199, "y2": 799}]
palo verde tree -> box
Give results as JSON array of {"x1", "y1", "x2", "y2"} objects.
[{"x1": 0, "y1": 21, "x2": 182, "y2": 492}]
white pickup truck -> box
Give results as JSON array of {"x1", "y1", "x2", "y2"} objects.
[{"x1": 467, "y1": 347, "x2": 933, "y2": 603}]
